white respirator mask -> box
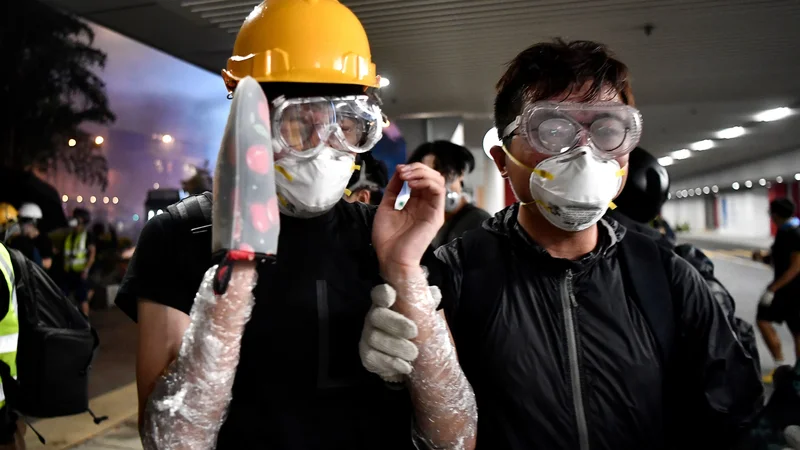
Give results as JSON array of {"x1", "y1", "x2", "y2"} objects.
[
  {"x1": 506, "y1": 145, "x2": 625, "y2": 231},
  {"x1": 273, "y1": 145, "x2": 356, "y2": 218}
]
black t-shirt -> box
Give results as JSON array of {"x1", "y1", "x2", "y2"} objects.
[
  {"x1": 432, "y1": 203, "x2": 491, "y2": 248},
  {"x1": 34, "y1": 233, "x2": 54, "y2": 260},
  {"x1": 116, "y1": 200, "x2": 417, "y2": 449},
  {"x1": 772, "y1": 224, "x2": 800, "y2": 297}
]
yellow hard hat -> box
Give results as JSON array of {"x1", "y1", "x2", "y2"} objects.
[
  {"x1": 222, "y1": 0, "x2": 378, "y2": 93},
  {"x1": 0, "y1": 203, "x2": 18, "y2": 227}
]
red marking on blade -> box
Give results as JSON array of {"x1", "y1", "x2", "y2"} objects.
[
  {"x1": 266, "y1": 196, "x2": 279, "y2": 225},
  {"x1": 246, "y1": 145, "x2": 271, "y2": 174},
  {"x1": 228, "y1": 249, "x2": 256, "y2": 261},
  {"x1": 250, "y1": 203, "x2": 270, "y2": 233},
  {"x1": 257, "y1": 101, "x2": 270, "y2": 126}
]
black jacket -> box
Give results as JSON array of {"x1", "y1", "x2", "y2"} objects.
[{"x1": 433, "y1": 205, "x2": 763, "y2": 450}]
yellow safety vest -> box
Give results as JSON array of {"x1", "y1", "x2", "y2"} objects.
[
  {"x1": 64, "y1": 231, "x2": 88, "y2": 272},
  {"x1": 0, "y1": 243, "x2": 19, "y2": 409}
]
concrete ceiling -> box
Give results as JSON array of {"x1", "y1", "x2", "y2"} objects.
[{"x1": 40, "y1": 0, "x2": 800, "y2": 180}]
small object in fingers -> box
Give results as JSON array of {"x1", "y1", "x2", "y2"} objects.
[{"x1": 394, "y1": 181, "x2": 411, "y2": 210}]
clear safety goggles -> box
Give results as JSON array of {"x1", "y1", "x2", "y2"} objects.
[
  {"x1": 502, "y1": 102, "x2": 643, "y2": 159},
  {"x1": 272, "y1": 95, "x2": 383, "y2": 159}
]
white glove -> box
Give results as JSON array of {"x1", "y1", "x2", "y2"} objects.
[
  {"x1": 760, "y1": 289, "x2": 775, "y2": 306},
  {"x1": 359, "y1": 283, "x2": 442, "y2": 383}
]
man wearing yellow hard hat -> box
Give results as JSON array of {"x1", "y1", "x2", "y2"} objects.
[{"x1": 116, "y1": 1, "x2": 476, "y2": 449}]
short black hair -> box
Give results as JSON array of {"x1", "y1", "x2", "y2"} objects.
[
  {"x1": 770, "y1": 198, "x2": 796, "y2": 219},
  {"x1": 348, "y1": 152, "x2": 389, "y2": 205},
  {"x1": 406, "y1": 140, "x2": 475, "y2": 181},
  {"x1": 494, "y1": 39, "x2": 634, "y2": 141}
]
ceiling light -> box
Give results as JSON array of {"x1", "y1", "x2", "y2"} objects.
[
  {"x1": 711, "y1": 185, "x2": 719, "y2": 193},
  {"x1": 103, "y1": 196, "x2": 110, "y2": 204},
  {"x1": 681, "y1": 190, "x2": 688, "y2": 197},
  {"x1": 745, "y1": 180, "x2": 753, "y2": 188},
  {"x1": 68, "y1": 139, "x2": 76, "y2": 147},
  {"x1": 154, "y1": 182, "x2": 160, "y2": 190},
  {"x1": 758, "y1": 178, "x2": 766, "y2": 186},
  {"x1": 90, "y1": 196, "x2": 97, "y2": 204},
  {"x1": 716, "y1": 126, "x2": 745, "y2": 139},
  {"x1": 695, "y1": 188, "x2": 702, "y2": 195},
  {"x1": 657, "y1": 156, "x2": 674, "y2": 166},
  {"x1": 112, "y1": 197, "x2": 119, "y2": 204},
  {"x1": 702, "y1": 186, "x2": 710, "y2": 194},
  {"x1": 378, "y1": 76, "x2": 390, "y2": 88},
  {"x1": 675, "y1": 191, "x2": 683, "y2": 198},
  {"x1": 161, "y1": 134, "x2": 173, "y2": 144},
  {"x1": 777, "y1": 176, "x2": 784, "y2": 183},
  {"x1": 795, "y1": 173, "x2": 800, "y2": 181},
  {"x1": 688, "y1": 190, "x2": 695, "y2": 197},
  {"x1": 76, "y1": 195, "x2": 83, "y2": 203},
  {"x1": 671, "y1": 149, "x2": 692, "y2": 160},
  {"x1": 482, "y1": 128, "x2": 501, "y2": 159},
  {"x1": 61, "y1": 195, "x2": 68, "y2": 202},
  {"x1": 732, "y1": 182, "x2": 740, "y2": 190},
  {"x1": 754, "y1": 107, "x2": 792, "y2": 122},
  {"x1": 690, "y1": 140, "x2": 714, "y2": 151},
  {"x1": 94, "y1": 136, "x2": 104, "y2": 145}
]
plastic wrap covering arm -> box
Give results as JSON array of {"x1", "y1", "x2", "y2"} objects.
[
  {"x1": 142, "y1": 261, "x2": 257, "y2": 450},
  {"x1": 389, "y1": 269, "x2": 477, "y2": 450}
]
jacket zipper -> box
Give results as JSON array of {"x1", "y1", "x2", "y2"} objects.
[{"x1": 561, "y1": 269, "x2": 589, "y2": 450}]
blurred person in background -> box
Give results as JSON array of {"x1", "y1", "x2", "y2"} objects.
[
  {"x1": 5, "y1": 203, "x2": 53, "y2": 270},
  {"x1": 344, "y1": 152, "x2": 388, "y2": 205},
  {"x1": 407, "y1": 141, "x2": 491, "y2": 248},
  {"x1": 62, "y1": 208, "x2": 95, "y2": 317},
  {"x1": 757, "y1": 198, "x2": 800, "y2": 380},
  {"x1": 0, "y1": 205, "x2": 18, "y2": 243}
]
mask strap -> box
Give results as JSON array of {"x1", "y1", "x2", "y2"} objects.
[
  {"x1": 501, "y1": 144, "x2": 554, "y2": 180},
  {"x1": 275, "y1": 165, "x2": 294, "y2": 182}
]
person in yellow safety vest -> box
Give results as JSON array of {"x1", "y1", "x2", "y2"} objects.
[
  {"x1": 0, "y1": 243, "x2": 25, "y2": 449},
  {"x1": 62, "y1": 208, "x2": 95, "y2": 317}
]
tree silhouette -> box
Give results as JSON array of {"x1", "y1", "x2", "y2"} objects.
[{"x1": 0, "y1": 0, "x2": 115, "y2": 190}]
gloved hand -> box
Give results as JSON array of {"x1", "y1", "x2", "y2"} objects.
[
  {"x1": 760, "y1": 289, "x2": 775, "y2": 306},
  {"x1": 359, "y1": 283, "x2": 442, "y2": 383},
  {"x1": 785, "y1": 425, "x2": 800, "y2": 450}
]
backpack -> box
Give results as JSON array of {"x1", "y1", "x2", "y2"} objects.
[{"x1": 1, "y1": 248, "x2": 101, "y2": 422}]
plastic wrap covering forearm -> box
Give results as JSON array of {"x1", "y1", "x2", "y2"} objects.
[
  {"x1": 142, "y1": 264, "x2": 257, "y2": 450},
  {"x1": 394, "y1": 273, "x2": 477, "y2": 450}
]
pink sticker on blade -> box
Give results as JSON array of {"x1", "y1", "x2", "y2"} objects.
[
  {"x1": 250, "y1": 203, "x2": 271, "y2": 233},
  {"x1": 246, "y1": 145, "x2": 271, "y2": 175}
]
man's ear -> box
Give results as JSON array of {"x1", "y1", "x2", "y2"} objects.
[
  {"x1": 357, "y1": 189, "x2": 371, "y2": 204},
  {"x1": 490, "y1": 145, "x2": 507, "y2": 177}
]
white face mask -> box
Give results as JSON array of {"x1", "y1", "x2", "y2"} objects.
[
  {"x1": 524, "y1": 146, "x2": 624, "y2": 231},
  {"x1": 68, "y1": 218, "x2": 79, "y2": 228},
  {"x1": 274, "y1": 147, "x2": 356, "y2": 218}
]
